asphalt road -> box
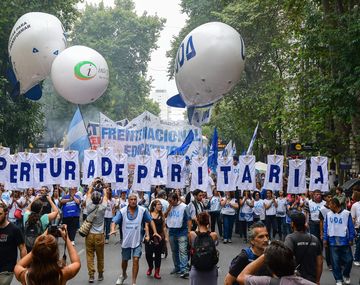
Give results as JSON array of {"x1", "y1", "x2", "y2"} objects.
[{"x1": 12, "y1": 234, "x2": 360, "y2": 285}]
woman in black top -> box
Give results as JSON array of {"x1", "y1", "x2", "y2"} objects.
[{"x1": 144, "y1": 199, "x2": 167, "y2": 279}]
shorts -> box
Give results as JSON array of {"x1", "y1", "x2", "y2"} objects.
[
  {"x1": 121, "y1": 244, "x2": 142, "y2": 261},
  {"x1": 0, "y1": 271, "x2": 14, "y2": 285}
]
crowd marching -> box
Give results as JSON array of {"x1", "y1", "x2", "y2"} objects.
[{"x1": 0, "y1": 156, "x2": 359, "y2": 285}]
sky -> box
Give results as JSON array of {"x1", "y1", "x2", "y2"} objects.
[{"x1": 79, "y1": 0, "x2": 188, "y2": 120}]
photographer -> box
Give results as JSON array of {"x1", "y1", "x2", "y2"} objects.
[
  {"x1": 60, "y1": 187, "x2": 81, "y2": 246},
  {"x1": 14, "y1": 224, "x2": 81, "y2": 285}
]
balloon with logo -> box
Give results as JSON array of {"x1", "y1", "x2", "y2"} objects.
[
  {"x1": 8, "y1": 12, "x2": 66, "y2": 100},
  {"x1": 51, "y1": 45, "x2": 109, "y2": 104},
  {"x1": 167, "y1": 22, "x2": 245, "y2": 126}
]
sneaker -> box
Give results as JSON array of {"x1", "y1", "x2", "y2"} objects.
[
  {"x1": 223, "y1": 239, "x2": 228, "y2": 244},
  {"x1": 89, "y1": 276, "x2": 94, "y2": 283},
  {"x1": 228, "y1": 239, "x2": 232, "y2": 243},
  {"x1": 344, "y1": 277, "x2": 350, "y2": 284},
  {"x1": 179, "y1": 271, "x2": 189, "y2": 279},
  {"x1": 335, "y1": 281, "x2": 343, "y2": 285},
  {"x1": 170, "y1": 268, "x2": 180, "y2": 274},
  {"x1": 116, "y1": 274, "x2": 127, "y2": 285},
  {"x1": 105, "y1": 239, "x2": 109, "y2": 244},
  {"x1": 354, "y1": 261, "x2": 360, "y2": 266},
  {"x1": 98, "y1": 272, "x2": 104, "y2": 281}
]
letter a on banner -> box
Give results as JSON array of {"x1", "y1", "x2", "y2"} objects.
[
  {"x1": 287, "y1": 159, "x2": 306, "y2": 194},
  {"x1": 113, "y1": 152, "x2": 128, "y2": 190},
  {"x1": 150, "y1": 148, "x2": 167, "y2": 185},
  {"x1": 167, "y1": 155, "x2": 185, "y2": 189},
  {"x1": 33, "y1": 152, "x2": 48, "y2": 189},
  {"x1": 238, "y1": 155, "x2": 256, "y2": 191},
  {"x1": 18, "y1": 152, "x2": 34, "y2": 189},
  {"x1": 263, "y1": 155, "x2": 284, "y2": 192},
  {"x1": 217, "y1": 156, "x2": 234, "y2": 191},
  {"x1": 46, "y1": 148, "x2": 63, "y2": 185},
  {"x1": 190, "y1": 155, "x2": 208, "y2": 192},
  {"x1": 98, "y1": 147, "x2": 115, "y2": 183},
  {"x1": 0, "y1": 147, "x2": 10, "y2": 184},
  {"x1": 83, "y1": 150, "x2": 98, "y2": 185},
  {"x1": 61, "y1": 150, "x2": 80, "y2": 188},
  {"x1": 133, "y1": 155, "x2": 151, "y2": 192},
  {"x1": 309, "y1": 156, "x2": 329, "y2": 192}
]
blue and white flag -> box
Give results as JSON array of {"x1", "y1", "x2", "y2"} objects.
[
  {"x1": 232, "y1": 142, "x2": 237, "y2": 156},
  {"x1": 64, "y1": 107, "x2": 90, "y2": 161},
  {"x1": 208, "y1": 128, "x2": 218, "y2": 173},
  {"x1": 222, "y1": 140, "x2": 233, "y2": 157},
  {"x1": 246, "y1": 122, "x2": 259, "y2": 155},
  {"x1": 169, "y1": 130, "x2": 194, "y2": 155}
]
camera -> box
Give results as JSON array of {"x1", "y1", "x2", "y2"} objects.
[{"x1": 48, "y1": 224, "x2": 63, "y2": 238}]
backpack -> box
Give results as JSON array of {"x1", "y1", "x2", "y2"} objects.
[
  {"x1": 24, "y1": 218, "x2": 42, "y2": 251},
  {"x1": 191, "y1": 231, "x2": 219, "y2": 271}
]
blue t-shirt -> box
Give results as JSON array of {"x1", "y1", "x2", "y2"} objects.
[{"x1": 61, "y1": 195, "x2": 81, "y2": 218}]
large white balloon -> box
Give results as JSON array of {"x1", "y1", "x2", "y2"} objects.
[
  {"x1": 8, "y1": 12, "x2": 66, "y2": 95},
  {"x1": 174, "y1": 22, "x2": 245, "y2": 107},
  {"x1": 51, "y1": 45, "x2": 109, "y2": 104}
]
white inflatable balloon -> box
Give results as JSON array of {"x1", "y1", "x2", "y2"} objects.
[
  {"x1": 8, "y1": 12, "x2": 66, "y2": 95},
  {"x1": 174, "y1": 22, "x2": 245, "y2": 107},
  {"x1": 51, "y1": 45, "x2": 109, "y2": 104}
]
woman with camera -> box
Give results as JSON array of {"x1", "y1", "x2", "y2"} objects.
[
  {"x1": 60, "y1": 187, "x2": 81, "y2": 246},
  {"x1": 14, "y1": 225, "x2": 81, "y2": 285},
  {"x1": 144, "y1": 199, "x2": 168, "y2": 279}
]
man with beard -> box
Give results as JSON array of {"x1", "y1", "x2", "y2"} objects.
[{"x1": 224, "y1": 222, "x2": 270, "y2": 285}]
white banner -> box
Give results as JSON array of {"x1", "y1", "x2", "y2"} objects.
[
  {"x1": 17, "y1": 152, "x2": 34, "y2": 189},
  {"x1": 61, "y1": 150, "x2": 80, "y2": 188},
  {"x1": 217, "y1": 156, "x2": 234, "y2": 191},
  {"x1": 82, "y1": 150, "x2": 98, "y2": 185},
  {"x1": 150, "y1": 149, "x2": 167, "y2": 186},
  {"x1": 113, "y1": 152, "x2": 128, "y2": 190},
  {"x1": 5, "y1": 154, "x2": 19, "y2": 191},
  {"x1": 238, "y1": 155, "x2": 256, "y2": 191},
  {"x1": 190, "y1": 155, "x2": 208, "y2": 192},
  {"x1": 167, "y1": 155, "x2": 185, "y2": 189},
  {"x1": 263, "y1": 155, "x2": 284, "y2": 191},
  {"x1": 0, "y1": 147, "x2": 10, "y2": 184},
  {"x1": 287, "y1": 159, "x2": 306, "y2": 194},
  {"x1": 309, "y1": 156, "x2": 329, "y2": 192},
  {"x1": 132, "y1": 155, "x2": 151, "y2": 192},
  {"x1": 46, "y1": 148, "x2": 64, "y2": 185},
  {"x1": 33, "y1": 153, "x2": 48, "y2": 189},
  {"x1": 97, "y1": 147, "x2": 115, "y2": 183}
]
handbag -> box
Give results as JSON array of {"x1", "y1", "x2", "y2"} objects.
[
  {"x1": 79, "y1": 206, "x2": 99, "y2": 237},
  {"x1": 14, "y1": 208, "x2": 23, "y2": 220}
]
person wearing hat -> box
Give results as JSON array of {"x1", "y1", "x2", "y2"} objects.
[
  {"x1": 308, "y1": 189, "x2": 325, "y2": 242},
  {"x1": 85, "y1": 186, "x2": 108, "y2": 283},
  {"x1": 284, "y1": 212, "x2": 323, "y2": 284}
]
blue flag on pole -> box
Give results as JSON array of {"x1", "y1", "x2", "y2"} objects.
[
  {"x1": 246, "y1": 122, "x2": 259, "y2": 155},
  {"x1": 208, "y1": 127, "x2": 218, "y2": 172},
  {"x1": 63, "y1": 107, "x2": 91, "y2": 161},
  {"x1": 169, "y1": 130, "x2": 194, "y2": 155}
]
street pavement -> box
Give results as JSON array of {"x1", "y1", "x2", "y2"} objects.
[{"x1": 12, "y1": 234, "x2": 359, "y2": 285}]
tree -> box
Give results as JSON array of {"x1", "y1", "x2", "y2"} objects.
[{"x1": 0, "y1": 0, "x2": 79, "y2": 150}]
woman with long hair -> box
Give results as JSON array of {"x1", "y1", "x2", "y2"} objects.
[
  {"x1": 14, "y1": 225, "x2": 81, "y2": 285},
  {"x1": 144, "y1": 199, "x2": 167, "y2": 279},
  {"x1": 239, "y1": 190, "x2": 254, "y2": 242},
  {"x1": 220, "y1": 191, "x2": 239, "y2": 243}
]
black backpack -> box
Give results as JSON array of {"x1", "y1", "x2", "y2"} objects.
[
  {"x1": 191, "y1": 231, "x2": 219, "y2": 271},
  {"x1": 24, "y1": 218, "x2": 42, "y2": 251}
]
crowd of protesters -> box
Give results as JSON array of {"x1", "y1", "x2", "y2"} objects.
[{"x1": 0, "y1": 161, "x2": 359, "y2": 285}]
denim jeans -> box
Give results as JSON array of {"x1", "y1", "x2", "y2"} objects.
[
  {"x1": 309, "y1": 221, "x2": 321, "y2": 242},
  {"x1": 276, "y1": 216, "x2": 288, "y2": 240},
  {"x1": 355, "y1": 229, "x2": 360, "y2": 261},
  {"x1": 265, "y1": 215, "x2": 277, "y2": 239},
  {"x1": 209, "y1": 211, "x2": 222, "y2": 237},
  {"x1": 104, "y1": 217, "x2": 112, "y2": 240},
  {"x1": 223, "y1": 214, "x2": 235, "y2": 240},
  {"x1": 169, "y1": 234, "x2": 188, "y2": 273},
  {"x1": 329, "y1": 245, "x2": 353, "y2": 282}
]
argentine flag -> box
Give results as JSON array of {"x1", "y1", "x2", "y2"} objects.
[{"x1": 63, "y1": 107, "x2": 91, "y2": 161}]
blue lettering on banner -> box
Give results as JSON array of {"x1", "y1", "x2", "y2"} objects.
[
  {"x1": 50, "y1": 158, "x2": 62, "y2": 178},
  {"x1": 169, "y1": 210, "x2": 180, "y2": 218},
  {"x1": 10, "y1": 164, "x2": 18, "y2": 183},
  {"x1": 242, "y1": 165, "x2": 252, "y2": 183},
  {"x1": 137, "y1": 165, "x2": 148, "y2": 183},
  {"x1": 87, "y1": 160, "x2": 95, "y2": 178},
  {"x1": 101, "y1": 157, "x2": 112, "y2": 176},
  {"x1": 0, "y1": 157, "x2": 6, "y2": 171},
  {"x1": 36, "y1": 163, "x2": 46, "y2": 182},
  {"x1": 65, "y1": 161, "x2": 76, "y2": 180},
  {"x1": 198, "y1": 167, "x2": 203, "y2": 185},
  {"x1": 153, "y1": 160, "x2": 163, "y2": 178},
  {"x1": 115, "y1": 164, "x2": 124, "y2": 182},
  {"x1": 314, "y1": 165, "x2": 324, "y2": 184},
  {"x1": 220, "y1": 166, "x2": 231, "y2": 184},
  {"x1": 294, "y1": 168, "x2": 299, "y2": 187},
  {"x1": 20, "y1": 162, "x2": 31, "y2": 182},
  {"x1": 171, "y1": 164, "x2": 181, "y2": 182},
  {"x1": 269, "y1": 165, "x2": 280, "y2": 183}
]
